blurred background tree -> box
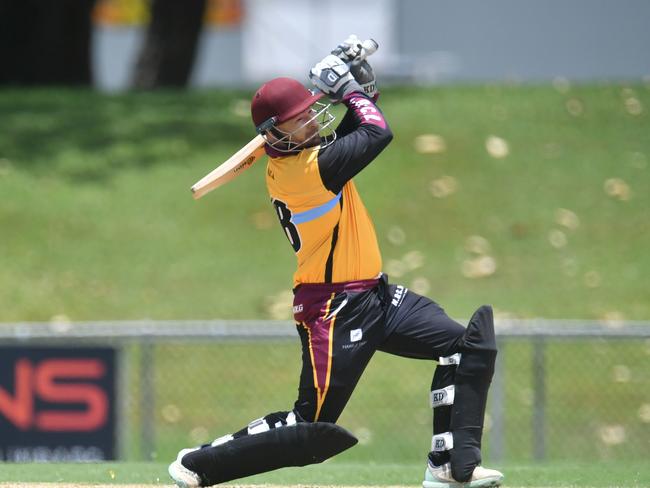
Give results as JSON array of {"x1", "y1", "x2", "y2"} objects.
[
  {"x1": 131, "y1": 0, "x2": 208, "y2": 89},
  {"x1": 0, "y1": 0, "x2": 97, "y2": 85},
  {"x1": 0, "y1": 0, "x2": 228, "y2": 89}
]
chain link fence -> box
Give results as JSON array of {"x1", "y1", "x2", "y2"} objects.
[{"x1": 1, "y1": 320, "x2": 649, "y2": 464}]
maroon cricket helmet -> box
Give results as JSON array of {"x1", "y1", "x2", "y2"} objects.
[{"x1": 251, "y1": 77, "x2": 323, "y2": 132}]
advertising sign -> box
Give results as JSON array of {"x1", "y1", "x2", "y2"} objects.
[{"x1": 0, "y1": 347, "x2": 116, "y2": 461}]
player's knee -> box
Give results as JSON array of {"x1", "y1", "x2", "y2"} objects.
[
  {"x1": 450, "y1": 305, "x2": 496, "y2": 380},
  {"x1": 461, "y1": 305, "x2": 497, "y2": 353}
]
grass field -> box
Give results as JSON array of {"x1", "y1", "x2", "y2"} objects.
[
  {"x1": 1, "y1": 85, "x2": 649, "y2": 485},
  {"x1": 1, "y1": 84, "x2": 649, "y2": 321},
  {"x1": 1, "y1": 460, "x2": 649, "y2": 487}
]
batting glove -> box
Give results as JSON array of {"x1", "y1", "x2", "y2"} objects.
[
  {"x1": 309, "y1": 54, "x2": 362, "y2": 103},
  {"x1": 331, "y1": 34, "x2": 377, "y2": 98},
  {"x1": 350, "y1": 60, "x2": 377, "y2": 98}
]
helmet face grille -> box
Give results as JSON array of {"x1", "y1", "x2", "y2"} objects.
[{"x1": 262, "y1": 101, "x2": 337, "y2": 153}]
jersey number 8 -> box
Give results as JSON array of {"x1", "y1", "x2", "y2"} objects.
[{"x1": 272, "y1": 199, "x2": 302, "y2": 252}]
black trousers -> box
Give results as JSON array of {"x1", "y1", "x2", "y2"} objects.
[
  {"x1": 292, "y1": 274, "x2": 465, "y2": 423},
  {"x1": 181, "y1": 275, "x2": 475, "y2": 486}
]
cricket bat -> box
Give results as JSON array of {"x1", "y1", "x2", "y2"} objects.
[
  {"x1": 190, "y1": 134, "x2": 266, "y2": 200},
  {"x1": 191, "y1": 37, "x2": 379, "y2": 200}
]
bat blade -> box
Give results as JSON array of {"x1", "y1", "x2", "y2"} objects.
[{"x1": 191, "y1": 134, "x2": 266, "y2": 200}]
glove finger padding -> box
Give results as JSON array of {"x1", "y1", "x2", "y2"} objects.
[
  {"x1": 350, "y1": 60, "x2": 376, "y2": 98},
  {"x1": 309, "y1": 54, "x2": 362, "y2": 103},
  {"x1": 331, "y1": 34, "x2": 362, "y2": 63}
]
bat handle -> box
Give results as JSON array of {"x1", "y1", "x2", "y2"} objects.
[
  {"x1": 358, "y1": 39, "x2": 379, "y2": 62},
  {"x1": 332, "y1": 38, "x2": 379, "y2": 64}
]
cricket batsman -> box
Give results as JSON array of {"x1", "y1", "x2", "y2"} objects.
[{"x1": 169, "y1": 35, "x2": 504, "y2": 488}]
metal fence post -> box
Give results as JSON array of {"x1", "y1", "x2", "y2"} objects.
[
  {"x1": 532, "y1": 336, "x2": 546, "y2": 461},
  {"x1": 117, "y1": 345, "x2": 129, "y2": 460},
  {"x1": 489, "y1": 339, "x2": 505, "y2": 462},
  {"x1": 140, "y1": 341, "x2": 156, "y2": 460}
]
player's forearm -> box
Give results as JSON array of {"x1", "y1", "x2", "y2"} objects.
[
  {"x1": 335, "y1": 91, "x2": 390, "y2": 138},
  {"x1": 340, "y1": 92, "x2": 392, "y2": 155},
  {"x1": 335, "y1": 92, "x2": 382, "y2": 138},
  {"x1": 318, "y1": 94, "x2": 392, "y2": 194}
]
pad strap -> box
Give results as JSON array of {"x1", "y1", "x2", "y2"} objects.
[
  {"x1": 431, "y1": 432, "x2": 454, "y2": 451},
  {"x1": 439, "y1": 353, "x2": 461, "y2": 366},
  {"x1": 247, "y1": 411, "x2": 298, "y2": 435},
  {"x1": 430, "y1": 385, "x2": 455, "y2": 408},
  {"x1": 211, "y1": 434, "x2": 233, "y2": 447}
]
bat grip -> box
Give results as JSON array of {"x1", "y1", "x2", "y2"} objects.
[
  {"x1": 358, "y1": 39, "x2": 379, "y2": 61},
  {"x1": 332, "y1": 38, "x2": 379, "y2": 64}
]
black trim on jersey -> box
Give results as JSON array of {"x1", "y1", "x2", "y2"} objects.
[
  {"x1": 324, "y1": 198, "x2": 344, "y2": 283},
  {"x1": 317, "y1": 93, "x2": 393, "y2": 195},
  {"x1": 324, "y1": 225, "x2": 339, "y2": 283}
]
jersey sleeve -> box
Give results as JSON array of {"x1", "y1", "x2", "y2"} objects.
[{"x1": 317, "y1": 92, "x2": 393, "y2": 194}]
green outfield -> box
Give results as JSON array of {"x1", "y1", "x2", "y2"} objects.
[
  {"x1": 1, "y1": 84, "x2": 649, "y2": 321},
  {"x1": 1, "y1": 85, "x2": 649, "y2": 486},
  {"x1": 1, "y1": 460, "x2": 649, "y2": 487}
]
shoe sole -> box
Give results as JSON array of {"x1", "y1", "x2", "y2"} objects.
[
  {"x1": 423, "y1": 477, "x2": 502, "y2": 488},
  {"x1": 168, "y1": 461, "x2": 200, "y2": 488}
]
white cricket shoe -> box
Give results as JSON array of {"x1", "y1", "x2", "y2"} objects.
[
  {"x1": 423, "y1": 461, "x2": 503, "y2": 488},
  {"x1": 168, "y1": 447, "x2": 202, "y2": 488}
]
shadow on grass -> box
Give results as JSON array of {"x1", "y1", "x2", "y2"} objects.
[{"x1": 0, "y1": 88, "x2": 256, "y2": 182}]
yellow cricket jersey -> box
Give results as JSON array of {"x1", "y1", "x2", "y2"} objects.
[
  {"x1": 264, "y1": 92, "x2": 393, "y2": 286},
  {"x1": 266, "y1": 145, "x2": 383, "y2": 286}
]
